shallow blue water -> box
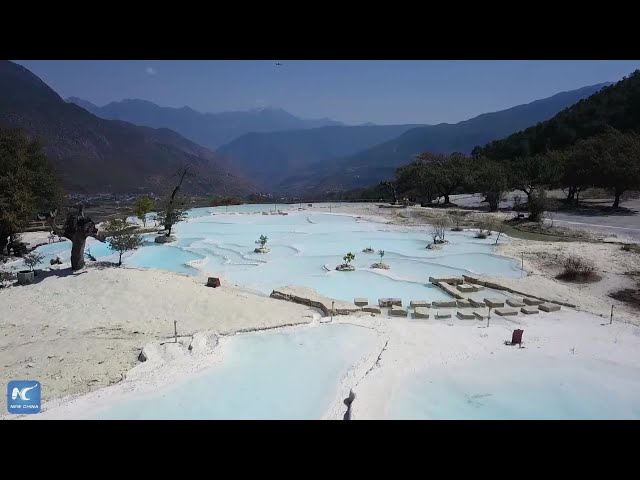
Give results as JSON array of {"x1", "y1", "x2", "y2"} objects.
[
  {"x1": 389, "y1": 354, "x2": 640, "y2": 420},
  {"x1": 92, "y1": 323, "x2": 378, "y2": 420},
  {"x1": 121, "y1": 207, "x2": 523, "y2": 304},
  {"x1": 21, "y1": 206, "x2": 523, "y2": 304}
]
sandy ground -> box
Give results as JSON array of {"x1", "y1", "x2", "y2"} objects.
[
  {"x1": 497, "y1": 240, "x2": 640, "y2": 324},
  {"x1": 0, "y1": 266, "x2": 317, "y2": 404}
]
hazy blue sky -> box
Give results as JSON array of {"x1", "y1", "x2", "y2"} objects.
[{"x1": 14, "y1": 60, "x2": 640, "y2": 125}]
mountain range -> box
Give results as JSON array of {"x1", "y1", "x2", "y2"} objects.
[
  {"x1": 278, "y1": 82, "x2": 610, "y2": 194},
  {"x1": 214, "y1": 124, "x2": 423, "y2": 188},
  {"x1": 1, "y1": 60, "x2": 616, "y2": 198},
  {"x1": 66, "y1": 97, "x2": 344, "y2": 149},
  {"x1": 0, "y1": 60, "x2": 257, "y2": 196},
  {"x1": 476, "y1": 72, "x2": 640, "y2": 160}
]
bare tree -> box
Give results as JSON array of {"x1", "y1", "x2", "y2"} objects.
[
  {"x1": 430, "y1": 217, "x2": 449, "y2": 243},
  {"x1": 494, "y1": 222, "x2": 507, "y2": 245},
  {"x1": 157, "y1": 166, "x2": 192, "y2": 236}
]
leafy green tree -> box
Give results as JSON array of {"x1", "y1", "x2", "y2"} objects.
[
  {"x1": 470, "y1": 158, "x2": 509, "y2": 212},
  {"x1": 547, "y1": 145, "x2": 596, "y2": 205},
  {"x1": 430, "y1": 152, "x2": 470, "y2": 204},
  {"x1": 134, "y1": 196, "x2": 155, "y2": 228},
  {"x1": 508, "y1": 154, "x2": 556, "y2": 202},
  {"x1": 396, "y1": 159, "x2": 436, "y2": 204},
  {"x1": 592, "y1": 131, "x2": 640, "y2": 208},
  {"x1": 343, "y1": 252, "x2": 355, "y2": 265},
  {"x1": 105, "y1": 218, "x2": 144, "y2": 266},
  {"x1": 0, "y1": 128, "x2": 63, "y2": 255},
  {"x1": 259, "y1": 234, "x2": 268, "y2": 247}
]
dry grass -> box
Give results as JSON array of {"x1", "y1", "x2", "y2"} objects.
[{"x1": 556, "y1": 255, "x2": 598, "y2": 282}]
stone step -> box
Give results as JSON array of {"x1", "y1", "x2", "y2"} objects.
[
  {"x1": 473, "y1": 311, "x2": 488, "y2": 320},
  {"x1": 506, "y1": 298, "x2": 526, "y2": 307},
  {"x1": 379, "y1": 298, "x2": 402, "y2": 307},
  {"x1": 354, "y1": 298, "x2": 368, "y2": 306},
  {"x1": 539, "y1": 303, "x2": 561, "y2": 312},
  {"x1": 435, "y1": 282, "x2": 465, "y2": 299},
  {"x1": 390, "y1": 305, "x2": 408, "y2": 317},
  {"x1": 495, "y1": 308, "x2": 518, "y2": 316},
  {"x1": 521, "y1": 306, "x2": 539, "y2": 315},
  {"x1": 435, "y1": 310, "x2": 452, "y2": 319},
  {"x1": 362, "y1": 306, "x2": 382, "y2": 314},
  {"x1": 433, "y1": 300, "x2": 457, "y2": 308},
  {"x1": 484, "y1": 298, "x2": 506, "y2": 308},
  {"x1": 457, "y1": 284, "x2": 477, "y2": 293},
  {"x1": 457, "y1": 299, "x2": 473, "y2": 308},
  {"x1": 429, "y1": 276, "x2": 463, "y2": 285},
  {"x1": 412, "y1": 307, "x2": 430, "y2": 319},
  {"x1": 469, "y1": 299, "x2": 486, "y2": 308},
  {"x1": 410, "y1": 300, "x2": 431, "y2": 308},
  {"x1": 523, "y1": 297, "x2": 544, "y2": 306},
  {"x1": 456, "y1": 311, "x2": 475, "y2": 320}
]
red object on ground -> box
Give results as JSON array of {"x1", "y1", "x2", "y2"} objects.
[
  {"x1": 511, "y1": 329, "x2": 524, "y2": 345},
  {"x1": 206, "y1": 277, "x2": 221, "y2": 288}
]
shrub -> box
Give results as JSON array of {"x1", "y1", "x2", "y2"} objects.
[
  {"x1": 450, "y1": 211, "x2": 464, "y2": 231},
  {"x1": 430, "y1": 217, "x2": 449, "y2": 243},
  {"x1": 343, "y1": 252, "x2": 355, "y2": 265},
  {"x1": 557, "y1": 255, "x2": 596, "y2": 281},
  {"x1": 0, "y1": 270, "x2": 15, "y2": 288},
  {"x1": 475, "y1": 218, "x2": 495, "y2": 238},
  {"x1": 528, "y1": 188, "x2": 548, "y2": 222},
  {"x1": 23, "y1": 252, "x2": 45, "y2": 272}
]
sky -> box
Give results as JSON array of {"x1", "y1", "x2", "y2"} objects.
[{"x1": 13, "y1": 60, "x2": 640, "y2": 125}]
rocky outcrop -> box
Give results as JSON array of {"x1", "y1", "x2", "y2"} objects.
[
  {"x1": 155, "y1": 235, "x2": 176, "y2": 244},
  {"x1": 336, "y1": 264, "x2": 355, "y2": 271},
  {"x1": 370, "y1": 262, "x2": 390, "y2": 269},
  {"x1": 270, "y1": 285, "x2": 361, "y2": 316}
]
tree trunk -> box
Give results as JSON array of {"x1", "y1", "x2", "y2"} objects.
[
  {"x1": 565, "y1": 186, "x2": 576, "y2": 203},
  {"x1": 576, "y1": 189, "x2": 581, "y2": 206},
  {"x1": 167, "y1": 224, "x2": 173, "y2": 236},
  {"x1": 613, "y1": 190, "x2": 622, "y2": 208},
  {"x1": 443, "y1": 194, "x2": 450, "y2": 204},
  {"x1": 163, "y1": 166, "x2": 190, "y2": 235},
  {"x1": 0, "y1": 228, "x2": 8, "y2": 255},
  {"x1": 118, "y1": 252, "x2": 123, "y2": 266},
  {"x1": 70, "y1": 233, "x2": 87, "y2": 271},
  {"x1": 142, "y1": 218, "x2": 147, "y2": 228},
  {"x1": 64, "y1": 205, "x2": 99, "y2": 271}
]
